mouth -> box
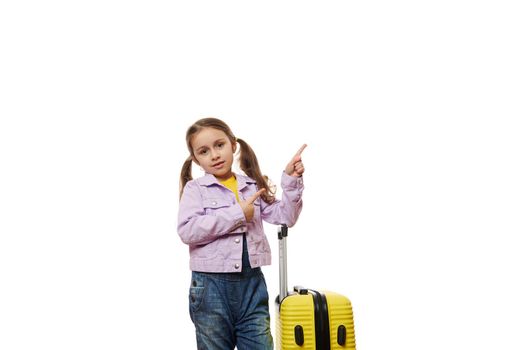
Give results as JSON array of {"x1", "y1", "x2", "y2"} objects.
[{"x1": 212, "y1": 161, "x2": 225, "y2": 169}]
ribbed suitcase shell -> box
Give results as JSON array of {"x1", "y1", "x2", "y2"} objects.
[{"x1": 276, "y1": 290, "x2": 356, "y2": 350}]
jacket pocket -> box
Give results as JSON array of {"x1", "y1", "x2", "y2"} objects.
[{"x1": 202, "y1": 198, "x2": 232, "y2": 215}]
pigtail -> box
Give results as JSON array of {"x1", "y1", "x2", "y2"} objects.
[
  {"x1": 179, "y1": 156, "x2": 194, "y2": 200},
  {"x1": 237, "y1": 138, "x2": 276, "y2": 204}
]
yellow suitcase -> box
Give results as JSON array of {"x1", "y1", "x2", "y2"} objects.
[{"x1": 275, "y1": 225, "x2": 356, "y2": 350}]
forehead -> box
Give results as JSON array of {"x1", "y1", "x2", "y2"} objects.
[{"x1": 192, "y1": 127, "x2": 229, "y2": 150}]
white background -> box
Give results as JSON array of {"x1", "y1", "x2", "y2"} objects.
[{"x1": 1, "y1": 1, "x2": 525, "y2": 349}]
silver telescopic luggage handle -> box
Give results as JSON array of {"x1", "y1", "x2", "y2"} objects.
[{"x1": 278, "y1": 224, "x2": 288, "y2": 303}]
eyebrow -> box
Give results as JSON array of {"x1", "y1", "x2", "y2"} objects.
[{"x1": 195, "y1": 138, "x2": 227, "y2": 152}]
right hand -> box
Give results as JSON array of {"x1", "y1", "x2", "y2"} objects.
[
  {"x1": 285, "y1": 144, "x2": 307, "y2": 177},
  {"x1": 239, "y1": 189, "x2": 265, "y2": 222}
]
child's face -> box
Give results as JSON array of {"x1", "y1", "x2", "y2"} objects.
[{"x1": 191, "y1": 127, "x2": 236, "y2": 181}]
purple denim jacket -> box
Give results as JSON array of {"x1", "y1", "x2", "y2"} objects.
[{"x1": 178, "y1": 171, "x2": 304, "y2": 272}]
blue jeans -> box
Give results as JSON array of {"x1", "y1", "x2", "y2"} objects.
[{"x1": 188, "y1": 237, "x2": 273, "y2": 349}]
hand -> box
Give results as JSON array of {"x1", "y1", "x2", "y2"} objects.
[
  {"x1": 239, "y1": 188, "x2": 265, "y2": 222},
  {"x1": 285, "y1": 144, "x2": 307, "y2": 177}
]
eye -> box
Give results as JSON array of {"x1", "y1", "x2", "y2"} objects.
[
  {"x1": 199, "y1": 149, "x2": 209, "y2": 155},
  {"x1": 217, "y1": 142, "x2": 225, "y2": 149}
]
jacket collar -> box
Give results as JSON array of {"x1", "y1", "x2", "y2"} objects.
[{"x1": 197, "y1": 172, "x2": 257, "y2": 191}]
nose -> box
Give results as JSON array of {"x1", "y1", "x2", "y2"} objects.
[{"x1": 210, "y1": 149, "x2": 220, "y2": 160}]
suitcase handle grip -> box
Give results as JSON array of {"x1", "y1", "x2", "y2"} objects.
[
  {"x1": 278, "y1": 224, "x2": 288, "y2": 239},
  {"x1": 293, "y1": 285, "x2": 309, "y2": 295}
]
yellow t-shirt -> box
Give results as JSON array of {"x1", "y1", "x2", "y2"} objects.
[{"x1": 219, "y1": 174, "x2": 240, "y2": 202}]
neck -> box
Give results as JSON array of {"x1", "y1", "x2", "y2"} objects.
[{"x1": 214, "y1": 171, "x2": 234, "y2": 182}]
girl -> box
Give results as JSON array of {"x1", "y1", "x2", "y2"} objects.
[{"x1": 178, "y1": 117, "x2": 306, "y2": 350}]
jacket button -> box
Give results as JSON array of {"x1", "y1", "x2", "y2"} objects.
[
  {"x1": 235, "y1": 238, "x2": 240, "y2": 243},
  {"x1": 212, "y1": 201, "x2": 217, "y2": 206},
  {"x1": 234, "y1": 263, "x2": 240, "y2": 269}
]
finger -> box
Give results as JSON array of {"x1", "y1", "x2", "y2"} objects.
[
  {"x1": 247, "y1": 188, "x2": 265, "y2": 204},
  {"x1": 294, "y1": 169, "x2": 304, "y2": 176},
  {"x1": 294, "y1": 164, "x2": 304, "y2": 174},
  {"x1": 295, "y1": 144, "x2": 307, "y2": 157}
]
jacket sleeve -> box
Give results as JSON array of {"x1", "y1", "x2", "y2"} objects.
[
  {"x1": 260, "y1": 171, "x2": 304, "y2": 227},
  {"x1": 177, "y1": 181, "x2": 247, "y2": 246}
]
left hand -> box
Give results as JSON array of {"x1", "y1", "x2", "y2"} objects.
[
  {"x1": 239, "y1": 188, "x2": 265, "y2": 222},
  {"x1": 285, "y1": 144, "x2": 307, "y2": 177}
]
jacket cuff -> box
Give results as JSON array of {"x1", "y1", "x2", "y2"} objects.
[
  {"x1": 281, "y1": 171, "x2": 304, "y2": 189},
  {"x1": 228, "y1": 203, "x2": 247, "y2": 232}
]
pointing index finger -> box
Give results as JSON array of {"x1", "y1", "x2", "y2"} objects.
[
  {"x1": 247, "y1": 189, "x2": 265, "y2": 204},
  {"x1": 295, "y1": 144, "x2": 307, "y2": 157}
]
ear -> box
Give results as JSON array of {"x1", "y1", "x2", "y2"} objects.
[{"x1": 232, "y1": 142, "x2": 237, "y2": 154}]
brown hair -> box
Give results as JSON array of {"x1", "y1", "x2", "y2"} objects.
[{"x1": 179, "y1": 117, "x2": 276, "y2": 203}]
